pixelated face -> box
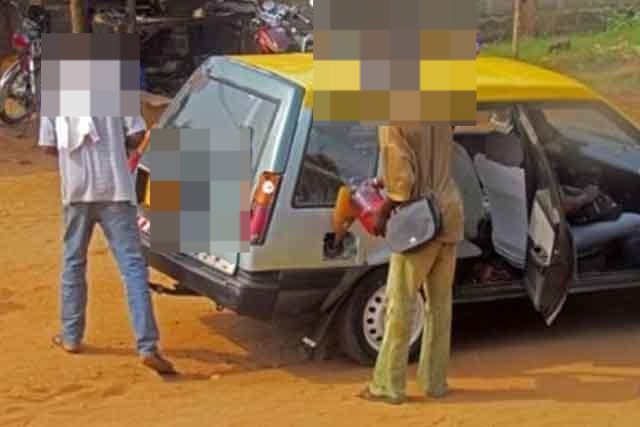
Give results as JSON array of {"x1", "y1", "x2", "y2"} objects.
[
  {"x1": 314, "y1": 0, "x2": 477, "y2": 124},
  {"x1": 40, "y1": 33, "x2": 141, "y2": 117},
  {"x1": 148, "y1": 128, "x2": 251, "y2": 254}
]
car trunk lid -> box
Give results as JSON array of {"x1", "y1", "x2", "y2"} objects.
[{"x1": 135, "y1": 57, "x2": 303, "y2": 276}]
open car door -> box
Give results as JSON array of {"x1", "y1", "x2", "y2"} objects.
[{"x1": 517, "y1": 106, "x2": 574, "y2": 326}]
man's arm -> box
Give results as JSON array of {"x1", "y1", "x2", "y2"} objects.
[
  {"x1": 561, "y1": 194, "x2": 586, "y2": 216},
  {"x1": 125, "y1": 130, "x2": 145, "y2": 151},
  {"x1": 38, "y1": 116, "x2": 58, "y2": 157},
  {"x1": 373, "y1": 126, "x2": 415, "y2": 236},
  {"x1": 561, "y1": 185, "x2": 599, "y2": 216},
  {"x1": 123, "y1": 116, "x2": 148, "y2": 154},
  {"x1": 42, "y1": 146, "x2": 59, "y2": 157}
]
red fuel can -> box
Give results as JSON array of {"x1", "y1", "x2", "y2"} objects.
[{"x1": 350, "y1": 178, "x2": 384, "y2": 235}]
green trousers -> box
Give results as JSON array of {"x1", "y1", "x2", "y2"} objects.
[{"x1": 368, "y1": 241, "x2": 457, "y2": 400}]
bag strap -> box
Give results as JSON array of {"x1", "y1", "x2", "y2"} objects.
[
  {"x1": 394, "y1": 126, "x2": 437, "y2": 207},
  {"x1": 430, "y1": 126, "x2": 436, "y2": 188},
  {"x1": 425, "y1": 125, "x2": 437, "y2": 200}
]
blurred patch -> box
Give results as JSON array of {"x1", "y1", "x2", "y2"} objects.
[
  {"x1": 148, "y1": 128, "x2": 251, "y2": 254},
  {"x1": 313, "y1": 0, "x2": 477, "y2": 124},
  {"x1": 40, "y1": 33, "x2": 140, "y2": 116}
]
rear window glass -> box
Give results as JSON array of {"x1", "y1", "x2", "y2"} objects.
[
  {"x1": 293, "y1": 123, "x2": 378, "y2": 208},
  {"x1": 149, "y1": 72, "x2": 279, "y2": 173}
]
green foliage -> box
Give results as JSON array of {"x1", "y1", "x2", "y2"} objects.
[{"x1": 479, "y1": 10, "x2": 640, "y2": 95}]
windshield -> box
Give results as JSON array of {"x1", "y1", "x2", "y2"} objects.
[
  {"x1": 524, "y1": 101, "x2": 640, "y2": 148},
  {"x1": 152, "y1": 70, "x2": 280, "y2": 174}
]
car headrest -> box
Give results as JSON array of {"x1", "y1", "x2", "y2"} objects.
[{"x1": 485, "y1": 132, "x2": 524, "y2": 167}]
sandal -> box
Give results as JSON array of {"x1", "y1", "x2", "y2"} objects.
[
  {"x1": 51, "y1": 334, "x2": 81, "y2": 354},
  {"x1": 357, "y1": 387, "x2": 405, "y2": 405}
]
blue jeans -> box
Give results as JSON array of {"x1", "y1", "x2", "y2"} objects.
[
  {"x1": 61, "y1": 202, "x2": 159, "y2": 356},
  {"x1": 572, "y1": 212, "x2": 640, "y2": 255}
]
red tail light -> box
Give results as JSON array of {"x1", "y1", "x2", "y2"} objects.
[
  {"x1": 250, "y1": 172, "x2": 281, "y2": 245},
  {"x1": 12, "y1": 33, "x2": 29, "y2": 50}
]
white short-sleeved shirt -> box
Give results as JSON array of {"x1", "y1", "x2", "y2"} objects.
[{"x1": 39, "y1": 116, "x2": 147, "y2": 206}]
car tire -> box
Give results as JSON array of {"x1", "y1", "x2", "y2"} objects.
[{"x1": 337, "y1": 267, "x2": 423, "y2": 366}]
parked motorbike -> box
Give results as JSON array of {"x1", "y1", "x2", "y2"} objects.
[
  {"x1": 0, "y1": 1, "x2": 50, "y2": 126},
  {"x1": 252, "y1": 0, "x2": 313, "y2": 53},
  {"x1": 194, "y1": 0, "x2": 313, "y2": 54}
]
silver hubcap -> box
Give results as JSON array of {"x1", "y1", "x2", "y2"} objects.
[{"x1": 362, "y1": 285, "x2": 424, "y2": 352}]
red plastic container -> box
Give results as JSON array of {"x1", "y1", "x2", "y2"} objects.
[{"x1": 350, "y1": 178, "x2": 384, "y2": 235}]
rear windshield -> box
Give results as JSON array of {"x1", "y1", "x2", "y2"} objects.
[{"x1": 145, "y1": 70, "x2": 280, "y2": 174}]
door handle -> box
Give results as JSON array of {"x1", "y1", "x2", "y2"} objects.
[{"x1": 530, "y1": 245, "x2": 549, "y2": 267}]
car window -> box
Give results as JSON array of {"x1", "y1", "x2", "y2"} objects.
[
  {"x1": 153, "y1": 73, "x2": 279, "y2": 174},
  {"x1": 293, "y1": 123, "x2": 378, "y2": 208},
  {"x1": 531, "y1": 103, "x2": 637, "y2": 147}
]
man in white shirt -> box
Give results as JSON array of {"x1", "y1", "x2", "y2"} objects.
[{"x1": 40, "y1": 115, "x2": 176, "y2": 375}]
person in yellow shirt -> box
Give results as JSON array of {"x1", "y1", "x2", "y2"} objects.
[{"x1": 359, "y1": 124, "x2": 464, "y2": 405}]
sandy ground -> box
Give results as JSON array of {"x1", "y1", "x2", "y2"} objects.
[{"x1": 2, "y1": 101, "x2": 640, "y2": 427}]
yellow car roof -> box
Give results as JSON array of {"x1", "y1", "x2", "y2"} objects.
[{"x1": 230, "y1": 53, "x2": 599, "y2": 106}]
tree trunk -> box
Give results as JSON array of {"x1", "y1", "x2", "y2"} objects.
[
  {"x1": 70, "y1": 0, "x2": 87, "y2": 33},
  {"x1": 2, "y1": 2, "x2": 14, "y2": 56},
  {"x1": 127, "y1": 0, "x2": 136, "y2": 33},
  {"x1": 512, "y1": 0, "x2": 521, "y2": 57},
  {"x1": 519, "y1": 0, "x2": 537, "y2": 36}
]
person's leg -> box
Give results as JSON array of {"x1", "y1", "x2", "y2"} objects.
[
  {"x1": 417, "y1": 243, "x2": 457, "y2": 397},
  {"x1": 60, "y1": 203, "x2": 96, "y2": 348},
  {"x1": 96, "y1": 202, "x2": 159, "y2": 356},
  {"x1": 367, "y1": 242, "x2": 442, "y2": 401},
  {"x1": 572, "y1": 212, "x2": 640, "y2": 254}
]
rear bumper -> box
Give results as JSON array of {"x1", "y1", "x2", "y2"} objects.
[
  {"x1": 140, "y1": 234, "x2": 335, "y2": 321},
  {"x1": 140, "y1": 235, "x2": 277, "y2": 321}
]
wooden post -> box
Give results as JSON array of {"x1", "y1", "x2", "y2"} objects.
[
  {"x1": 2, "y1": 2, "x2": 14, "y2": 55},
  {"x1": 127, "y1": 0, "x2": 136, "y2": 33},
  {"x1": 512, "y1": 0, "x2": 521, "y2": 57},
  {"x1": 520, "y1": 0, "x2": 537, "y2": 36},
  {"x1": 70, "y1": 0, "x2": 88, "y2": 33}
]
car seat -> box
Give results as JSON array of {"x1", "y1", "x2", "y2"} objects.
[
  {"x1": 474, "y1": 133, "x2": 528, "y2": 269},
  {"x1": 451, "y1": 142, "x2": 488, "y2": 240}
]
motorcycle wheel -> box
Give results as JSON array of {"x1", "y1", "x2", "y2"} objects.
[{"x1": 0, "y1": 65, "x2": 35, "y2": 126}]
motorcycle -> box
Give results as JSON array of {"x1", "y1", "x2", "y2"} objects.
[
  {"x1": 0, "y1": 1, "x2": 50, "y2": 126},
  {"x1": 194, "y1": 0, "x2": 313, "y2": 55},
  {"x1": 252, "y1": 0, "x2": 313, "y2": 53}
]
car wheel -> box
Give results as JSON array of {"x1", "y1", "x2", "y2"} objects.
[
  {"x1": 337, "y1": 267, "x2": 424, "y2": 366},
  {"x1": 0, "y1": 66, "x2": 33, "y2": 126}
]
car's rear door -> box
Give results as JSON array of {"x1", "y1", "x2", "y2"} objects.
[
  {"x1": 517, "y1": 105, "x2": 574, "y2": 325},
  {"x1": 136, "y1": 58, "x2": 301, "y2": 276}
]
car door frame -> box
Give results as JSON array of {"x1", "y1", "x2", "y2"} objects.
[{"x1": 516, "y1": 104, "x2": 576, "y2": 326}]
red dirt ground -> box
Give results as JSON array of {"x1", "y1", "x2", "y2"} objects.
[{"x1": 2, "y1": 98, "x2": 640, "y2": 427}]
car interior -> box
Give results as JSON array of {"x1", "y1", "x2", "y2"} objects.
[
  {"x1": 453, "y1": 106, "x2": 640, "y2": 288},
  {"x1": 294, "y1": 109, "x2": 640, "y2": 288}
]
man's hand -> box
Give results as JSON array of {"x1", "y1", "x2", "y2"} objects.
[
  {"x1": 372, "y1": 196, "x2": 397, "y2": 237},
  {"x1": 41, "y1": 146, "x2": 58, "y2": 157},
  {"x1": 372, "y1": 210, "x2": 389, "y2": 237},
  {"x1": 125, "y1": 130, "x2": 146, "y2": 151},
  {"x1": 583, "y1": 185, "x2": 600, "y2": 203}
]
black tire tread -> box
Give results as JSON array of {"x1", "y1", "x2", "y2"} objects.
[{"x1": 336, "y1": 266, "x2": 422, "y2": 366}]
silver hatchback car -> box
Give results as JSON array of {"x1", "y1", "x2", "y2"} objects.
[{"x1": 136, "y1": 54, "x2": 640, "y2": 365}]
